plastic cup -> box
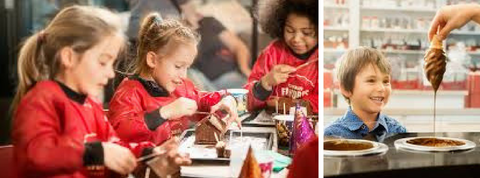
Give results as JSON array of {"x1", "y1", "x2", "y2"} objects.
[
  {"x1": 227, "y1": 88, "x2": 248, "y2": 114},
  {"x1": 255, "y1": 151, "x2": 274, "y2": 178},
  {"x1": 229, "y1": 143, "x2": 249, "y2": 177}
]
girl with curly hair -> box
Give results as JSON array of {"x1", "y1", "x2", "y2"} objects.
[{"x1": 245, "y1": 0, "x2": 318, "y2": 115}]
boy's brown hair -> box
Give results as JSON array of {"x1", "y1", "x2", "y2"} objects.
[{"x1": 336, "y1": 47, "x2": 391, "y2": 102}]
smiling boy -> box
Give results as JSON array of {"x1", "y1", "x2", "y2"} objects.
[{"x1": 324, "y1": 47, "x2": 406, "y2": 139}]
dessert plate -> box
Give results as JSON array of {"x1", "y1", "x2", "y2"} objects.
[
  {"x1": 324, "y1": 139, "x2": 388, "y2": 157},
  {"x1": 394, "y1": 136, "x2": 475, "y2": 152}
]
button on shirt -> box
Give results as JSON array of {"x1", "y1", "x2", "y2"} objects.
[{"x1": 324, "y1": 107, "x2": 407, "y2": 140}]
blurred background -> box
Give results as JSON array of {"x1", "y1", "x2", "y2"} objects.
[{"x1": 324, "y1": 0, "x2": 480, "y2": 133}]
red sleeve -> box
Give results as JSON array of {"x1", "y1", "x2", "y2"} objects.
[
  {"x1": 287, "y1": 136, "x2": 318, "y2": 178},
  {"x1": 89, "y1": 102, "x2": 154, "y2": 158},
  {"x1": 105, "y1": 124, "x2": 155, "y2": 158},
  {"x1": 13, "y1": 98, "x2": 84, "y2": 174},
  {"x1": 244, "y1": 49, "x2": 275, "y2": 113},
  {"x1": 108, "y1": 84, "x2": 171, "y2": 145},
  {"x1": 308, "y1": 82, "x2": 319, "y2": 114},
  {"x1": 181, "y1": 80, "x2": 226, "y2": 122}
]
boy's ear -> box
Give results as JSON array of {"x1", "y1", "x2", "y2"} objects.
[
  {"x1": 339, "y1": 85, "x2": 352, "y2": 98},
  {"x1": 59, "y1": 47, "x2": 76, "y2": 69},
  {"x1": 145, "y1": 51, "x2": 158, "y2": 68}
]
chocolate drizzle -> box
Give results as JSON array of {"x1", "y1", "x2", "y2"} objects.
[
  {"x1": 424, "y1": 49, "x2": 447, "y2": 91},
  {"x1": 424, "y1": 35, "x2": 447, "y2": 92},
  {"x1": 424, "y1": 35, "x2": 447, "y2": 135}
]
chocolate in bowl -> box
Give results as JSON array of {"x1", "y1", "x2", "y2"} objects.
[
  {"x1": 406, "y1": 138, "x2": 465, "y2": 147},
  {"x1": 324, "y1": 140, "x2": 374, "y2": 151}
]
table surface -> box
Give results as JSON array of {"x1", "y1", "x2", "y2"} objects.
[
  {"x1": 325, "y1": 132, "x2": 480, "y2": 178},
  {"x1": 180, "y1": 126, "x2": 288, "y2": 178}
]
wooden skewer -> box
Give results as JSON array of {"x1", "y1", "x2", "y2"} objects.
[
  {"x1": 137, "y1": 151, "x2": 165, "y2": 162},
  {"x1": 283, "y1": 103, "x2": 286, "y2": 115},
  {"x1": 240, "y1": 129, "x2": 243, "y2": 140},
  {"x1": 295, "y1": 59, "x2": 318, "y2": 71},
  {"x1": 145, "y1": 167, "x2": 150, "y2": 178},
  {"x1": 275, "y1": 99, "x2": 279, "y2": 114}
]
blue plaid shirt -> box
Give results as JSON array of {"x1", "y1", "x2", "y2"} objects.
[{"x1": 324, "y1": 107, "x2": 406, "y2": 140}]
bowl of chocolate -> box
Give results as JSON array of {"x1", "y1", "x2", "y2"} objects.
[
  {"x1": 395, "y1": 137, "x2": 476, "y2": 152},
  {"x1": 324, "y1": 139, "x2": 388, "y2": 156}
]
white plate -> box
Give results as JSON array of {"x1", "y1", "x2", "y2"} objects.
[
  {"x1": 324, "y1": 139, "x2": 389, "y2": 157},
  {"x1": 273, "y1": 114, "x2": 294, "y2": 121},
  {"x1": 394, "y1": 136, "x2": 476, "y2": 152}
]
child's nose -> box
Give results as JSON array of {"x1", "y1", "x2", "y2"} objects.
[
  {"x1": 376, "y1": 82, "x2": 386, "y2": 91},
  {"x1": 179, "y1": 69, "x2": 187, "y2": 79},
  {"x1": 107, "y1": 67, "x2": 115, "y2": 79},
  {"x1": 293, "y1": 33, "x2": 302, "y2": 42}
]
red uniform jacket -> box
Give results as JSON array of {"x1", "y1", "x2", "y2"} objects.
[
  {"x1": 108, "y1": 76, "x2": 226, "y2": 145},
  {"x1": 12, "y1": 81, "x2": 154, "y2": 178},
  {"x1": 245, "y1": 40, "x2": 319, "y2": 114},
  {"x1": 287, "y1": 136, "x2": 318, "y2": 178}
]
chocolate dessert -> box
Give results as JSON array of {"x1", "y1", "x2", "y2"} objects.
[
  {"x1": 406, "y1": 138, "x2": 465, "y2": 147},
  {"x1": 324, "y1": 140, "x2": 374, "y2": 151},
  {"x1": 195, "y1": 115, "x2": 227, "y2": 145},
  {"x1": 215, "y1": 141, "x2": 230, "y2": 158},
  {"x1": 424, "y1": 35, "x2": 447, "y2": 91}
]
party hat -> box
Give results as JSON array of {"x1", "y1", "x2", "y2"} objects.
[
  {"x1": 290, "y1": 102, "x2": 315, "y2": 154},
  {"x1": 238, "y1": 146, "x2": 262, "y2": 178}
]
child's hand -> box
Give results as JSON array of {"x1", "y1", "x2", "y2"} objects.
[
  {"x1": 102, "y1": 142, "x2": 137, "y2": 175},
  {"x1": 260, "y1": 64, "x2": 296, "y2": 90},
  {"x1": 148, "y1": 138, "x2": 192, "y2": 177},
  {"x1": 160, "y1": 97, "x2": 198, "y2": 119},
  {"x1": 210, "y1": 95, "x2": 241, "y2": 129}
]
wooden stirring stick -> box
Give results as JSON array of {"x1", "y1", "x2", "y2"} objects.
[
  {"x1": 295, "y1": 59, "x2": 318, "y2": 71},
  {"x1": 275, "y1": 99, "x2": 279, "y2": 114},
  {"x1": 137, "y1": 151, "x2": 165, "y2": 162}
]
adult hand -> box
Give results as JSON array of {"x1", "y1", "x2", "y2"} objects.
[{"x1": 429, "y1": 3, "x2": 480, "y2": 41}]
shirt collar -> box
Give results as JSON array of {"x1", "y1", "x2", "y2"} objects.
[
  {"x1": 130, "y1": 75, "x2": 169, "y2": 97},
  {"x1": 344, "y1": 107, "x2": 389, "y2": 133},
  {"x1": 376, "y1": 112, "x2": 389, "y2": 133},
  {"x1": 344, "y1": 107, "x2": 365, "y2": 131},
  {"x1": 55, "y1": 80, "x2": 87, "y2": 104}
]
